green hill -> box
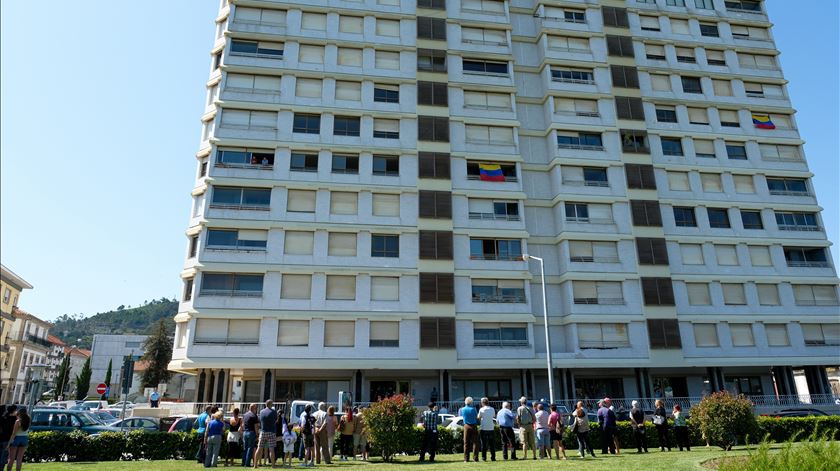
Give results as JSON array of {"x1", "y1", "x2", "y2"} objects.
[{"x1": 51, "y1": 298, "x2": 178, "y2": 349}]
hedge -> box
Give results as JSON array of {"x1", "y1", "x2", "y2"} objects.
[{"x1": 24, "y1": 416, "x2": 840, "y2": 462}]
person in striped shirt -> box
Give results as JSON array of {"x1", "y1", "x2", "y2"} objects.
[{"x1": 419, "y1": 403, "x2": 439, "y2": 462}]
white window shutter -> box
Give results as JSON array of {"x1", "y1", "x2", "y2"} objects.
[
  {"x1": 693, "y1": 324, "x2": 718, "y2": 346},
  {"x1": 281, "y1": 274, "x2": 312, "y2": 299},
  {"x1": 330, "y1": 192, "x2": 358, "y2": 215},
  {"x1": 324, "y1": 321, "x2": 355, "y2": 346},
  {"x1": 371, "y1": 277, "x2": 400, "y2": 301},
  {"x1": 278, "y1": 320, "x2": 309, "y2": 346},
  {"x1": 328, "y1": 233, "x2": 358, "y2": 256},
  {"x1": 326, "y1": 275, "x2": 356, "y2": 300},
  {"x1": 372, "y1": 193, "x2": 400, "y2": 216},
  {"x1": 284, "y1": 231, "x2": 314, "y2": 255},
  {"x1": 687, "y1": 283, "x2": 711, "y2": 305}
]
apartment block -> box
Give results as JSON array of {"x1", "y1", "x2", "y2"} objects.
[{"x1": 169, "y1": 0, "x2": 839, "y2": 405}]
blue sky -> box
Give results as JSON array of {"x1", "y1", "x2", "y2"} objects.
[{"x1": 1, "y1": 0, "x2": 837, "y2": 320}]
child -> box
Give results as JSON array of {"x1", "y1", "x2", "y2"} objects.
[{"x1": 282, "y1": 423, "x2": 298, "y2": 467}]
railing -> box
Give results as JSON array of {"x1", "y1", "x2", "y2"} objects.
[
  {"x1": 193, "y1": 338, "x2": 260, "y2": 346},
  {"x1": 551, "y1": 76, "x2": 595, "y2": 85},
  {"x1": 466, "y1": 175, "x2": 518, "y2": 182},
  {"x1": 573, "y1": 297, "x2": 625, "y2": 305},
  {"x1": 778, "y1": 224, "x2": 822, "y2": 232},
  {"x1": 562, "y1": 180, "x2": 609, "y2": 187},
  {"x1": 579, "y1": 341, "x2": 631, "y2": 349},
  {"x1": 469, "y1": 254, "x2": 523, "y2": 261},
  {"x1": 769, "y1": 190, "x2": 812, "y2": 197},
  {"x1": 198, "y1": 289, "x2": 263, "y2": 297},
  {"x1": 566, "y1": 217, "x2": 614, "y2": 225},
  {"x1": 474, "y1": 340, "x2": 530, "y2": 347},
  {"x1": 570, "y1": 256, "x2": 620, "y2": 263},
  {"x1": 557, "y1": 143, "x2": 604, "y2": 151},
  {"x1": 25, "y1": 335, "x2": 52, "y2": 348},
  {"x1": 786, "y1": 261, "x2": 830, "y2": 268},
  {"x1": 215, "y1": 162, "x2": 273, "y2": 170},
  {"x1": 472, "y1": 294, "x2": 526, "y2": 304},
  {"x1": 468, "y1": 212, "x2": 520, "y2": 221},
  {"x1": 208, "y1": 203, "x2": 270, "y2": 211}
]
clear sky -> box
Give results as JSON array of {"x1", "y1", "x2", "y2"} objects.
[{"x1": 1, "y1": 0, "x2": 837, "y2": 321}]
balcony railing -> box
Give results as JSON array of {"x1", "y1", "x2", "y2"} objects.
[
  {"x1": 469, "y1": 254, "x2": 523, "y2": 261},
  {"x1": 466, "y1": 175, "x2": 518, "y2": 182},
  {"x1": 557, "y1": 143, "x2": 604, "y2": 151},
  {"x1": 472, "y1": 294, "x2": 526, "y2": 303},
  {"x1": 786, "y1": 261, "x2": 830, "y2": 268},
  {"x1": 474, "y1": 339, "x2": 530, "y2": 347},
  {"x1": 208, "y1": 203, "x2": 271, "y2": 211},
  {"x1": 199, "y1": 289, "x2": 263, "y2": 297},
  {"x1": 573, "y1": 297, "x2": 625, "y2": 305},
  {"x1": 570, "y1": 256, "x2": 620, "y2": 263},
  {"x1": 566, "y1": 217, "x2": 614, "y2": 225},
  {"x1": 562, "y1": 180, "x2": 609, "y2": 187},
  {"x1": 795, "y1": 299, "x2": 840, "y2": 306},
  {"x1": 769, "y1": 190, "x2": 811, "y2": 197},
  {"x1": 194, "y1": 337, "x2": 260, "y2": 345},
  {"x1": 24, "y1": 335, "x2": 52, "y2": 348},
  {"x1": 579, "y1": 340, "x2": 631, "y2": 349},
  {"x1": 778, "y1": 224, "x2": 822, "y2": 232},
  {"x1": 468, "y1": 212, "x2": 520, "y2": 221}
]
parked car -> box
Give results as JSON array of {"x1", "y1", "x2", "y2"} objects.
[
  {"x1": 168, "y1": 415, "x2": 199, "y2": 433},
  {"x1": 90, "y1": 410, "x2": 118, "y2": 424},
  {"x1": 769, "y1": 408, "x2": 829, "y2": 418},
  {"x1": 30, "y1": 409, "x2": 122, "y2": 434},
  {"x1": 109, "y1": 417, "x2": 160, "y2": 432},
  {"x1": 70, "y1": 400, "x2": 109, "y2": 411},
  {"x1": 112, "y1": 401, "x2": 135, "y2": 410},
  {"x1": 48, "y1": 400, "x2": 81, "y2": 409},
  {"x1": 416, "y1": 413, "x2": 455, "y2": 428}
]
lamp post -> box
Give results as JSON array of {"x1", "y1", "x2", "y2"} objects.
[{"x1": 523, "y1": 254, "x2": 555, "y2": 405}]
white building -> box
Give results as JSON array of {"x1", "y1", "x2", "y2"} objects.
[
  {"x1": 1, "y1": 309, "x2": 52, "y2": 404},
  {"x1": 169, "y1": 0, "x2": 839, "y2": 406},
  {"x1": 89, "y1": 334, "x2": 147, "y2": 398}
]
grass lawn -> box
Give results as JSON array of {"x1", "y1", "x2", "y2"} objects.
[{"x1": 23, "y1": 446, "x2": 774, "y2": 471}]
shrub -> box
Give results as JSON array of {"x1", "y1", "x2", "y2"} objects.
[
  {"x1": 717, "y1": 433, "x2": 840, "y2": 471},
  {"x1": 363, "y1": 394, "x2": 418, "y2": 462},
  {"x1": 694, "y1": 391, "x2": 758, "y2": 449}
]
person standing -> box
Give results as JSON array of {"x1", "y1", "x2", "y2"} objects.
[
  {"x1": 225, "y1": 408, "x2": 243, "y2": 467},
  {"x1": 534, "y1": 404, "x2": 550, "y2": 459},
  {"x1": 338, "y1": 408, "x2": 355, "y2": 461},
  {"x1": 496, "y1": 402, "x2": 517, "y2": 460},
  {"x1": 459, "y1": 397, "x2": 479, "y2": 462},
  {"x1": 476, "y1": 398, "x2": 496, "y2": 462},
  {"x1": 196, "y1": 405, "x2": 213, "y2": 463},
  {"x1": 354, "y1": 408, "x2": 368, "y2": 461},
  {"x1": 653, "y1": 399, "x2": 671, "y2": 451},
  {"x1": 571, "y1": 407, "x2": 595, "y2": 458},
  {"x1": 313, "y1": 403, "x2": 331, "y2": 465},
  {"x1": 149, "y1": 389, "x2": 160, "y2": 408},
  {"x1": 629, "y1": 400, "x2": 648, "y2": 453},
  {"x1": 351, "y1": 407, "x2": 364, "y2": 460},
  {"x1": 548, "y1": 404, "x2": 567, "y2": 460},
  {"x1": 325, "y1": 407, "x2": 337, "y2": 459},
  {"x1": 419, "y1": 402, "x2": 439, "y2": 462},
  {"x1": 515, "y1": 397, "x2": 537, "y2": 460},
  {"x1": 4, "y1": 407, "x2": 29, "y2": 471},
  {"x1": 673, "y1": 405, "x2": 690, "y2": 452},
  {"x1": 597, "y1": 398, "x2": 617, "y2": 455},
  {"x1": 242, "y1": 404, "x2": 259, "y2": 468},
  {"x1": 0, "y1": 406, "x2": 16, "y2": 469},
  {"x1": 281, "y1": 416, "x2": 297, "y2": 468},
  {"x1": 299, "y1": 404, "x2": 316, "y2": 467},
  {"x1": 205, "y1": 410, "x2": 225, "y2": 468},
  {"x1": 253, "y1": 400, "x2": 277, "y2": 468}
]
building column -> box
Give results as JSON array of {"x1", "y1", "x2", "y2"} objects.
[
  {"x1": 442, "y1": 370, "x2": 450, "y2": 402},
  {"x1": 772, "y1": 366, "x2": 796, "y2": 396},
  {"x1": 215, "y1": 369, "x2": 226, "y2": 403},
  {"x1": 804, "y1": 366, "x2": 830, "y2": 396},
  {"x1": 262, "y1": 370, "x2": 272, "y2": 402},
  {"x1": 354, "y1": 370, "x2": 363, "y2": 400},
  {"x1": 207, "y1": 370, "x2": 216, "y2": 402}
]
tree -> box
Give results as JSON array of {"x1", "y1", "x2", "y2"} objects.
[
  {"x1": 140, "y1": 319, "x2": 173, "y2": 388},
  {"x1": 75, "y1": 357, "x2": 92, "y2": 400},
  {"x1": 55, "y1": 354, "x2": 71, "y2": 398},
  {"x1": 363, "y1": 394, "x2": 417, "y2": 462},
  {"x1": 103, "y1": 359, "x2": 113, "y2": 398},
  {"x1": 695, "y1": 391, "x2": 758, "y2": 449}
]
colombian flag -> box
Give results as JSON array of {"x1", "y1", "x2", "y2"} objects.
[
  {"x1": 479, "y1": 163, "x2": 506, "y2": 182},
  {"x1": 752, "y1": 113, "x2": 775, "y2": 129}
]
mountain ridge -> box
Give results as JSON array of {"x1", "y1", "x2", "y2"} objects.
[{"x1": 51, "y1": 298, "x2": 178, "y2": 349}]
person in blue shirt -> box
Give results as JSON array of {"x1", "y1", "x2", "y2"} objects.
[
  {"x1": 459, "y1": 397, "x2": 479, "y2": 462},
  {"x1": 496, "y1": 402, "x2": 517, "y2": 460},
  {"x1": 194, "y1": 405, "x2": 213, "y2": 463},
  {"x1": 204, "y1": 410, "x2": 225, "y2": 468},
  {"x1": 149, "y1": 389, "x2": 160, "y2": 408},
  {"x1": 597, "y1": 398, "x2": 618, "y2": 455}
]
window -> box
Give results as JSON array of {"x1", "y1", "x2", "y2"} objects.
[
  {"x1": 621, "y1": 130, "x2": 649, "y2": 153},
  {"x1": 373, "y1": 119, "x2": 400, "y2": 139},
  {"x1": 417, "y1": 81, "x2": 448, "y2": 106},
  {"x1": 687, "y1": 283, "x2": 711, "y2": 305},
  {"x1": 328, "y1": 233, "x2": 357, "y2": 257},
  {"x1": 694, "y1": 324, "x2": 718, "y2": 347},
  {"x1": 688, "y1": 108, "x2": 710, "y2": 125},
  {"x1": 670, "y1": 18, "x2": 690, "y2": 35},
  {"x1": 324, "y1": 321, "x2": 355, "y2": 347},
  {"x1": 668, "y1": 172, "x2": 690, "y2": 191},
  {"x1": 418, "y1": 190, "x2": 452, "y2": 219},
  {"x1": 290, "y1": 152, "x2": 318, "y2": 172},
  {"x1": 300, "y1": 12, "x2": 326, "y2": 30},
  {"x1": 734, "y1": 175, "x2": 755, "y2": 193},
  {"x1": 757, "y1": 284, "x2": 780, "y2": 306},
  {"x1": 719, "y1": 109, "x2": 740, "y2": 127},
  {"x1": 636, "y1": 238, "x2": 669, "y2": 265},
  {"x1": 739, "y1": 52, "x2": 776, "y2": 70},
  {"x1": 647, "y1": 319, "x2": 682, "y2": 349},
  {"x1": 547, "y1": 35, "x2": 589, "y2": 52},
  {"x1": 725, "y1": 143, "x2": 747, "y2": 160},
  {"x1": 469, "y1": 238, "x2": 522, "y2": 261},
  {"x1": 552, "y1": 68, "x2": 594, "y2": 84},
  {"x1": 372, "y1": 193, "x2": 400, "y2": 216},
  {"x1": 656, "y1": 106, "x2": 678, "y2": 123},
  {"x1": 213, "y1": 51, "x2": 222, "y2": 70},
  {"x1": 278, "y1": 320, "x2": 309, "y2": 346},
  {"x1": 417, "y1": 17, "x2": 446, "y2": 40},
  {"x1": 760, "y1": 144, "x2": 801, "y2": 162},
  {"x1": 471, "y1": 281, "x2": 526, "y2": 304},
  {"x1": 741, "y1": 211, "x2": 763, "y2": 229},
  {"x1": 419, "y1": 274, "x2": 455, "y2": 303},
  {"x1": 419, "y1": 317, "x2": 455, "y2": 349},
  {"x1": 706, "y1": 49, "x2": 726, "y2": 66},
  {"x1": 784, "y1": 247, "x2": 829, "y2": 268},
  {"x1": 554, "y1": 97, "x2": 597, "y2": 117},
  {"x1": 640, "y1": 16, "x2": 661, "y2": 31},
  {"x1": 700, "y1": 173, "x2": 723, "y2": 192},
  {"x1": 707, "y1": 208, "x2": 731, "y2": 228},
  {"x1": 419, "y1": 231, "x2": 453, "y2": 260},
  {"x1": 651, "y1": 74, "x2": 671, "y2": 91},
  {"x1": 183, "y1": 278, "x2": 194, "y2": 301},
  {"x1": 681, "y1": 77, "x2": 703, "y2": 94},
  {"x1": 616, "y1": 97, "x2": 645, "y2": 120},
  {"x1": 375, "y1": 50, "x2": 401, "y2": 70},
  {"x1": 569, "y1": 241, "x2": 619, "y2": 263},
  {"x1": 331, "y1": 154, "x2": 359, "y2": 174},
  {"x1": 418, "y1": 152, "x2": 451, "y2": 179},
  {"x1": 230, "y1": 40, "x2": 284, "y2": 58},
  {"x1": 573, "y1": 281, "x2": 624, "y2": 304},
  {"x1": 298, "y1": 44, "x2": 325, "y2": 64},
  {"x1": 467, "y1": 161, "x2": 517, "y2": 181},
  {"x1": 465, "y1": 125, "x2": 514, "y2": 145},
  {"x1": 726, "y1": 1, "x2": 762, "y2": 13},
  {"x1": 748, "y1": 245, "x2": 772, "y2": 267},
  {"x1": 674, "y1": 207, "x2": 697, "y2": 227},
  {"x1": 207, "y1": 229, "x2": 268, "y2": 251},
  {"x1": 625, "y1": 164, "x2": 656, "y2": 189},
  {"x1": 695, "y1": 0, "x2": 714, "y2": 8},
  {"x1": 194, "y1": 319, "x2": 261, "y2": 345},
  {"x1": 565, "y1": 203, "x2": 589, "y2": 222},
  {"x1": 371, "y1": 234, "x2": 399, "y2": 258},
  {"x1": 666, "y1": 0, "x2": 686, "y2": 6},
  {"x1": 680, "y1": 244, "x2": 703, "y2": 265},
  {"x1": 281, "y1": 274, "x2": 311, "y2": 299},
  {"x1": 642, "y1": 277, "x2": 675, "y2": 306},
  {"x1": 715, "y1": 244, "x2": 739, "y2": 266},
  {"x1": 463, "y1": 59, "x2": 509, "y2": 75},
  {"x1": 370, "y1": 321, "x2": 399, "y2": 347},
  {"x1": 225, "y1": 73, "x2": 281, "y2": 94},
  {"x1": 333, "y1": 116, "x2": 360, "y2": 137},
  {"x1": 211, "y1": 186, "x2": 271, "y2": 209},
  {"x1": 201, "y1": 273, "x2": 264, "y2": 297},
  {"x1": 676, "y1": 47, "x2": 696, "y2": 63},
  {"x1": 333, "y1": 48, "x2": 361, "y2": 68},
  {"x1": 462, "y1": 0, "x2": 505, "y2": 14},
  {"x1": 713, "y1": 79, "x2": 733, "y2": 96},
  {"x1": 578, "y1": 323, "x2": 630, "y2": 349},
  {"x1": 339, "y1": 15, "x2": 363, "y2": 34},
  {"x1": 330, "y1": 191, "x2": 358, "y2": 215},
  {"x1": 610, "y1": 65, "x2": 639, "y2": 88},
  {"x1": 417, "y1": 49, "x2": 446, "y2": 72},
  {"x1": 630, "y1": 200, "x2": 663, "y2": 226},
  {"x1": 473, "y1": 323, "x2": 528, "y2": 346},
  {"x1": 371, "y1": 276, "x2": 400, "y2": 301},
  {"x1": 700, "y1": 22, "x2": 719, "y2": 37},
  {"x1": 802, "y1": 324, "x2": 840, "y2": 346},
  {"x1": 217, "y1": 147, "x2": 275, "y2": 167},
  {"x1": 376, "y1": 19, "x2": 400, "y2": 37},
  {"x1": 465, "y1": 91, "x2": 512, "y2": 111},
  {"x1": 606, "y1": 35, "x2": 635, "y2": 58},
  {"x1": 293, "y1": 113, "x2": 320, "y2": 134},
  {"x1": 418, "y1": 0, "x2": 446, "y2": 9},
  {"x1": 326, "y1": 275, "x2": 356, "y2": 300},
  {"x1": 335, "y1": 81, "x2": 361, "y2": 101},
  {"x1": 221, "y1": 109, "x2": 278, "y2": 130},
  {"x1": 374, "y1": 84, "x2": 399, "y2": 103},
  {"x1": 284, "y1": 231, "x2": 314, "y2": 255},
  {"x1": 775, "y1": 212, "x2": 820, "y2": 231},
  {"x1": 765, "y1": 324, "x2": 790, "y2": 347},
  {"x1": 767, "y1": 177, "x2": 809, "y2": 196},
  {"x1": 417, "y1": 116, "x2": 449, "y2": 142},
  {"x1": 557, "y1": 132, "x2": 603, "y2": 150},
  {"x1": 370, "y1": 155, "x2": 399, "y2": 176},
  {"x1": 602, "y1": 6, "x2": 629, "y2": 28},
  {"x1": 722, "y1": 283, "x2": 747, "y2": 305},
  {"x1": 730, "y1": 324, "x2": 755, "y2": 346},
  {"x1": 295, "y1": 78, "x2": 322, "y2": 98},
  {"x1": 794, "y1": 285, "x2": 839, "y2": 306}
]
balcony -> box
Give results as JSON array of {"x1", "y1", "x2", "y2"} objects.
[
  {"x1": 786, "y1": 261, "x2": 830, "y2": 269},
  {"x1": 193, "y1": 337, "x2": 260, "y2": 345},
  {"x1": 199, "y1": 289, "x2": 263, "y2": 297},
  {"x1": 570, "y1": 256, "x2": 620, "y2": 263},
  {"x1": 474, "y1": 339, "x2": 529, "y2": 347},
  {"x1": 472, "y1": 293, "x2": 526, "y2": 303},
  {"x1": 468, "y1": 212, "x2": 520, "y2": 221},
  {"x1": 24, "y1": 335, "x2": 52, "y2": 348},
  {"x1": 778, "y1": 224, "x2": 822, "y2": 232},
  {"x1": 579, "y1": 340, "x2": 631, "y2": 349},
  {"x1": 573, "y1": 297, "x2": 625, "y2": 305}
]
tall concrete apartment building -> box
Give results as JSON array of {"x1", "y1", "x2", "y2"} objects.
[{"x1": 169, "y1": 0, "x2": 840, "y2": 405}]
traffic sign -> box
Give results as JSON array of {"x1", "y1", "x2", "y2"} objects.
[{"x1": 96, "y1": 383, "x2": 108, "y2": 395}]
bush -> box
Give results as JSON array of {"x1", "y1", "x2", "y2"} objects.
[
  {"x1": 694, "y1": 391, "x2": 759, "y2": 449},
  {"x1": 363, "y1": 395, "x2": 418, "y2": 461},
  {"x1": 717, "y1": 433, "x2": 840, "y2": 471}
]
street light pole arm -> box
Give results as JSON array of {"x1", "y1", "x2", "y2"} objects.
[{"x1": 523, "y1": 254, "x2": 555, "y2": 405}]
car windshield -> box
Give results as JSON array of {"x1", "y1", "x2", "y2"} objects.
[{"x1": 77, "y1": 412, "x2": 98, "y2": 426}]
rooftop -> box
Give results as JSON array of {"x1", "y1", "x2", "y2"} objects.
[
  {"x1": 0, "y1": 264, "x2": 33, "y2": 290},
  {"x1": 12, "y1": 307, "x2": 54, "y2": 327},
  {"x1": 47, "y1": 334, "x2": 66, "y2": 346}
]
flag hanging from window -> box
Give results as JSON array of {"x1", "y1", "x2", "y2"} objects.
[
  {"x1": 751, "y1": 113, "x2": 775, "y2": 129},
  {"x1": 478, "y1": 163, "x2": 506, "y2": 181}
]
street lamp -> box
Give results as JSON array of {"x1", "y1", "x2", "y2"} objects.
[{"x1": 522, "y1": 254, "x2": 555, "y2": 405}]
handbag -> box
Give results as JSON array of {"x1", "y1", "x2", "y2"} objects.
[
  {"x1": 653, "y1": 415, "x2": 665, "y2": 426},
  {"x1": 227, "y1": 430, "x2": 241, "y2": 443}
]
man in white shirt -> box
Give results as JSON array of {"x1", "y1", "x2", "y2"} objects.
[{"x1": 477, "y1": 397, "x2": 497, "y2": 461}]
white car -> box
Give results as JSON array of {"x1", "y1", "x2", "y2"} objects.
[
  {"x1": 416, "y1": 413, "x2": 455, "y2": 428},
  {"x1": 112, "y1": 401, "x2": 135, "y2": 409},
  {"x1": 446, "y1": 416, "x2": 520, "y2": 437}
]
